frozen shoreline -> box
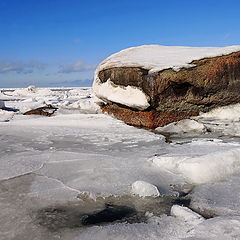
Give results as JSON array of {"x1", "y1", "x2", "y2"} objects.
[{"x1": 1, "y1": 86, "x2": 240, "y2": 240}]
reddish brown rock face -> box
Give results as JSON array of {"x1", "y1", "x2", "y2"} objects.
[
  {"x1": 101, "y1": 104, "x2": 198, "y2": 129},
  {"x1": 98, "y1": 51, "x2": 240, "y2": 128}
]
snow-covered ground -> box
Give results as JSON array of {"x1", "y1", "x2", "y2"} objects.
[{"x1": 1, "y1": 86, "x2": 240, "y2": 240}]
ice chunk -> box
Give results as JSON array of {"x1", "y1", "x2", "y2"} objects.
[
  {"x1": 131, "y1": 180, "x2": 160, "y2": 197},
  {"x1": 171, "y1": 205, "x2": 204, "y2": 225},
  {"x1": 156, "y1": 119, "x2": 206, "y2": 134}
]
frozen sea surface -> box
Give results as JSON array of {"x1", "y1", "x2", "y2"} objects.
[{"x1": 1, "y1": 87, "x2": 240, "y2": 240}]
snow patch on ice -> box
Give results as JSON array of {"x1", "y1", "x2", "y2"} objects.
[
  {"x1": 93, "y1": 78, "x2": 150, "y2": 110},
  {"x1": 131, "y1": 180, "x2": 160, "y2": 197},
  {"x1": 149, "y1": 142, "x2": 240, "y2": 184}
]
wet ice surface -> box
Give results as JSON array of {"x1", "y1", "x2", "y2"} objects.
[{"x1": 1, "y1": 87, "x2": 240, "y2": 240}]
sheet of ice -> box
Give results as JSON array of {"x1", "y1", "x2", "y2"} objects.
[
  {"x1": 0, "y1": 112, "x2": 185, "y2": 197},
  {"x1": 75, "y1": 211, "x2": 240, "y2": 240},
  {"x1": 190, "y1": 174, "x2": 240, "y2": 217},
  {"x1": 149, "y1": 140, "x2": 240, "y2": 184},
  {"x1": 93, "y1": 78, "x2": 150, "y2": 110},
  {"x1": 96, "y1": 45, "x2": 240, "y2": 74},
  {"x1": 2, "y1": 87, "x2": 240, "y2": 240},
  {"x1": 76, "y1": 214, "x2": 193, "y2": 240},
  {"x1": 0, "y1": 173, "x2": 81, "y2": 240},
  {"x1": 27, "y1": 174, "x2": 80, "y2": 203},
  {"x1": 185, "y1": 216, "x2": 240, "y2": 240}
]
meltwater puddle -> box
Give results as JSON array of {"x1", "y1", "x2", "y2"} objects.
[{"x1": 35, "y1": 194, "x2": 183, "y2": 231}]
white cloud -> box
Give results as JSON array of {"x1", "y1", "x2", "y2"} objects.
[
  {"x1": 59, "y1": 61, "x2": 96, "y2": 73},
  {"x1": 0, "y1": 59, "x2": 46, "y2": 74}
]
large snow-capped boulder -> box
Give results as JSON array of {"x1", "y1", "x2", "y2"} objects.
[{"x1": 93, "y1": 45, "x2": 240, "y2": 128}]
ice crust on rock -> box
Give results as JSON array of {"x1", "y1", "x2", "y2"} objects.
[
  {"x1": 131, "y1": 180, "x2": 160, "y2": 197},
  {"x1": 93, "y1": 78, "x2": 150, "y2": 110}
]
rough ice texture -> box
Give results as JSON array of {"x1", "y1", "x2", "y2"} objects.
[
  {"x1": 94, "y1": 45, "x2": 240, "y2": 128},
  {"x1": 189, "y1": 175, "x2": 240, "y2": 218}
]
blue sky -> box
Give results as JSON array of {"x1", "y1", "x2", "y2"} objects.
[{"x1": 0, "y1": 0, "x2": 239, "y2": 88}]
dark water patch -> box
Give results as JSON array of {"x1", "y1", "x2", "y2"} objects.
[
  {"x1": 2, "y1": 107, "x2": 19, "y2": 112},
  {"x1": 81, "y1": 204, "x2": 137, "y2": 225},
  {"x1": 35, "y1": 194, "x2": 181, "y2": 231},
  {"x1": 173, "y1": 198, "x2": 191, "y2": 207},
  {"x1": 36, "y1": 203, "x2": 139, "y2": 232}
]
